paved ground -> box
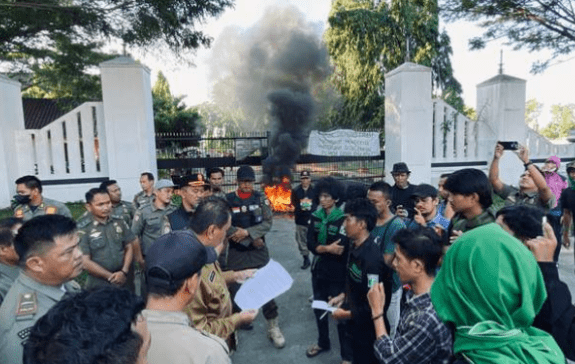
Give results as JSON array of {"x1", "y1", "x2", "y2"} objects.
[{"x1": 231, "y1": 216, "x2": 575, "y2": 364}]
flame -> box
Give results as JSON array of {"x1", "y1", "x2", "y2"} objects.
[{"x1": 264, "y1": 177, "x2": 294, "y2": 212}]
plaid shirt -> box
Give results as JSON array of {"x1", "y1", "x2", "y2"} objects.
[{"x1": 374, "y1": 290, "x2": 452, "y2": 364}]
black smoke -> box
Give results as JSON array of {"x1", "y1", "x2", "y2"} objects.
[{"x1": 208, "y1": 6, "x2": 329, "y2": 184}]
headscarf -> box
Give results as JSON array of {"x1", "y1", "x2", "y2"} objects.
[
  {"x1": 543, "y1": 156, "x2": 567, "y2": 206},
  {"x1": 430, "y1": 223, "x2": 564, "y2": 363}
]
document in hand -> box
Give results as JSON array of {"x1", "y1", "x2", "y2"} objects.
[
  {"x1": 311, "y1": 300, "x2": 337, "y2": 313},
  {"x1": 235, "y1": 259, "x2": 293, "y2": 310}
]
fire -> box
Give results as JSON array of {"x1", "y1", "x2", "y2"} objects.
[{"x1": 264, "y1": 176, "x2": 294, "y2": 212}]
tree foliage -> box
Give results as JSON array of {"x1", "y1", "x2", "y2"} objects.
[
  {"x1": 2, "y1": 0, "x2": 233, "y2": 103},
  {"x1": 324, "y1": 0, "x2": 463, "y2": 129},
  {"x1": 525, "y1": 98, "x2": 543, "y2": 131},
  {"x1": 152, "y1": 71, "x2": 202, "y2": 134},
  {"x1": 540, "y1": 104, "x2": 575, "y2": 139},
  {"x1": 441, "y1": 0, "x2": 575, "y2": 73}
]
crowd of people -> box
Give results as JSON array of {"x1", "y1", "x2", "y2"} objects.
[{"x1": 0, "y1": 142, "x2": 574, "y2": 364}]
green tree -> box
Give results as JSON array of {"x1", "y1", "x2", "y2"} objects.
[
  {"x1": 152, "y1": 72, "x2": 202, "y2": 134},
  {"x1": 525, "y1": 98, "x2": 543, "y2": 131},
  {"x1": 540, "y1": 104, "x2": 575, "y2": 139},
  {"x1": 2, "y1": 0, "x2": 233, "y2": 102},
  {"x1": 324, "y1": 0, "x2": 463, "y2": 129},
  {"x1": 441, "y1": 0, "x2": 575, "y2": 73}
]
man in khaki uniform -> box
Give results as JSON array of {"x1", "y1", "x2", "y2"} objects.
[
  {"x1": 131, "y1": 179, "x2": 176, "y2": 267},
  {"x1": 185, "y1": 197, "x2": 258, "y2": 350},
  {"x1": 100, "y1": 180, "x2": 135, "y2": 226},
  {"x1": 78, "y1": 188, "x2": 136, "y2": 290},
  {"x1": 143, "y1": 230, "x2": 231, "y2": 364},
  {"x1": 0, "y1": 218, "x2": 22, "y2": 306},
  {"x1": 133, "y1": 172, "x2": 155, "y2": 209},
  {"x1": 13, "y1": 175, "x2": 71, "y2": 221},
  {"x1": 0, "y1": 215, "x2": 83, "y2": 364}
]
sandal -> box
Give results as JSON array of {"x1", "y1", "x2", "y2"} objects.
[{"x1": 306, "y1": 343, "x2": 329, "y2": 357}]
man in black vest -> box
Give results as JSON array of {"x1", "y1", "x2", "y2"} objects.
[
  {"x1": 165, "y1": 174, "x2": 209, "y2": 232},
  {"x1": 224, "y1": 165, "x2": 285, "y2": 349},
  {"x1": 291, "y1": 170, "x2": 316, "y2": 269}
]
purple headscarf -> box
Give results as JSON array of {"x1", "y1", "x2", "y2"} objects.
[{"x1": 544, "y1": 156, "x2": 567, "y2": 207}]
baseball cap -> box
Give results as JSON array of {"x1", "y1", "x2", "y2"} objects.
[
  {"x1": 146, "y1": 231, "x2": 217, "y2": 290},
  {"x1": 411, "y1": 184, "x2": 438, "y2": 199},
  {"x1": 237, "y1": 165, "x2": 256, "y2": 181},
  {"x1": 300, "y1": 170, "x2": 311, "y2": 178},
  {"x1": 155, "y1": 179, "x2": 175, "y2": 190}
]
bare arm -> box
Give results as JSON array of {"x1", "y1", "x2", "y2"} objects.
[
  {"x1": 122, "y1": 240, "x2": 134, "y2": 273},
  {"x1": 489, "y1": 143, "x2": 505, "y2": 193}
]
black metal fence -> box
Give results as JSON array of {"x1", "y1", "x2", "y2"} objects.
[{"x1": 156, "y1": 131, "x2": 385, "y2": 190}]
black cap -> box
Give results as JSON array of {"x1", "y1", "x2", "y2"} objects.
[
  {"x1": 237, "y1": 165, "x2": 256, "y2": 181},
  {"x1": 300, "y1": 170, "x2": 311, "y2": 178},
  {"x1": 182, "y1": 173, "x2": 209, "y2": 189},
  {"x1": 411, "y1": 184, "x2": 438, "y2": 199},
  {"x1": 567, "y1": 161, "x2": 575, "y2": 174},
  {"x1": 146, "y1": 231, "x2": 217, "y2": 290},
  {"x1": 391, "y1": 162, "x2": 410, "y2": 174}
]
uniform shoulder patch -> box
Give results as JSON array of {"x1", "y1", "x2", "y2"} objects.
[
  {"x1": 45, "y1": 206, "x2": 57, "y2": 215},
  {"x1": 14, "y1": 209, "x2": 24, "y2": 218},
  {"x1": 209, "y1": 271, "x2": 216, "y2": 282},
  {"x1": 16, "y1": 292, "x2": 37, "y2": 317}
]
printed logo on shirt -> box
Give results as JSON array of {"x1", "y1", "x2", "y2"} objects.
[{"x1": 349, "y1": 262, "x2": 362, "y2": 283}]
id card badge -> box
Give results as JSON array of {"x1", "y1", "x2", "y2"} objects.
[{"x1": 367, "y1": 274, "x2": 379, "y2": 288}]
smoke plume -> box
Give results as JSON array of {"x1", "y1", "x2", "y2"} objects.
[{"x1": 208, "y1": 6, "x2": 330, "y2": 184}]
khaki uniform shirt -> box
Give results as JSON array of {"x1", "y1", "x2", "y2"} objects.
[
  {"x1": 450, "y1": 209, "x2": 496, "y2": 234},
  {"x1": 0, "y1": 272, "x2": 79, "y2": 364},
  {"x1": 143, "y1": 309, "x2": 231, "y2": 364},
  {"x1": 131, "y1": 202, "x2": 176, "y2": 256},
  {"x1": 0, "y1": 263, "x2": 19, "y2": 307},
  {"x1": 185, "y1": 262, "x2": 238, "y2": 341},
  {"x1": 13, "y1": 197, "x2": 72, "y2": 222},
  {"x1": 133, "y1": 191, "x2": 154, "y2": 210},
  {"x1": 78, "y1": 215, "x2": 136, "y2": 289},
  {"x1": 497, "y1": 184, "x2": 556, "y2": 213},
  {"x1": 113, "y1": 200, "x2": 135, "y2": 226}
]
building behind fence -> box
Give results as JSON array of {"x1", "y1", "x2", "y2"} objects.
[{"x1": 1, "y1": 59, "x2": 574, "y2": 208}]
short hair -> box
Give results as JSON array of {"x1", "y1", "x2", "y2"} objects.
[
  {"x1": 315, "y1": 177, "x2": 344, "y2": 203},
  {"x1": 140, "y1": 172, "x2": 154, "y2": 181},
  {"x1": 444, "y1": 168, "x2": 493, "y2": 209},
  {"x1": 190, "y1": 196, "x2": 232, "y2": 234},
  {"x1": 392, "y1": 227, "x2": 443, "y2": 276},
  {"x1": 14, "y1": 215, "x2": 77, "y2": 267},
  {"x1": 346, "y1": 182, "x2": 368, "y2": 201},
  {"x1": 23, "y1": 287, "x2": 145, "y2": 364},
  {"x1": 344, "y1": 198, "x2": 378, "y2": 232},
  {"x1": 208, "y1": 167, "x2": 225, "y2": 179},
  {"x1": 0, "y1": 217, "x2": 22, "y2": 248},
  {"x1": 496, "y1": 205, "x2": 543, "y2": 242},
  {"x1": 15, "y1": 175, "x2": 42, "y2": 193},
  {"x1": 439, "y1": 173, "x2": 451, "y2": 179},
  {"x1": 85, "y1": 187, "x2": 109, "y2": 204},
  {"x1": 368, "y1": 181, "x2": 392, "y2": 200},
  {"x1": 99, "y1": 179, "x2": 118, "y2": 191}
]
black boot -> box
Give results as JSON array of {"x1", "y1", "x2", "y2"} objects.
[{"x1": 301, "y1": 255, "x2": 311, "y2": 269}]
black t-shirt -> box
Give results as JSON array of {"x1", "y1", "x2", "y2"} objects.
[
  {"x1": 345, "y1": 234, "x2": 393, "y2": 329},
  {"x1": 390, "y1": 183, "x2": 417, "y2": 218},
  {"x1": 292, "y1": 184, "x2": 317, "y2": 226},
  {"x1": 560, "y1": 188, "x2": 575, "y2": 225}
]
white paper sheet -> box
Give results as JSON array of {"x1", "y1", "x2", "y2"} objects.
[
  {"x1": 235, "y1": 259, "x2": 293, "y2": 310},
  {"x1": 311, "y1": 300, "x2": 337, "y2": 313}
]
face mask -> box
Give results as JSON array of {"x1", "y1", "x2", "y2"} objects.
[{"x1": 14, "y1": 194, "x2": 31, "y2": 205}]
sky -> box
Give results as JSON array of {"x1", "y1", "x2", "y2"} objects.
[{"x1": 133, "y1": 0, "x2": 575, "y2": 127}]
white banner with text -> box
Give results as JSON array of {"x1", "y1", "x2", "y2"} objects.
[{"x1": 307, "y1": 130, "x2": 380, "y2": 157}]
